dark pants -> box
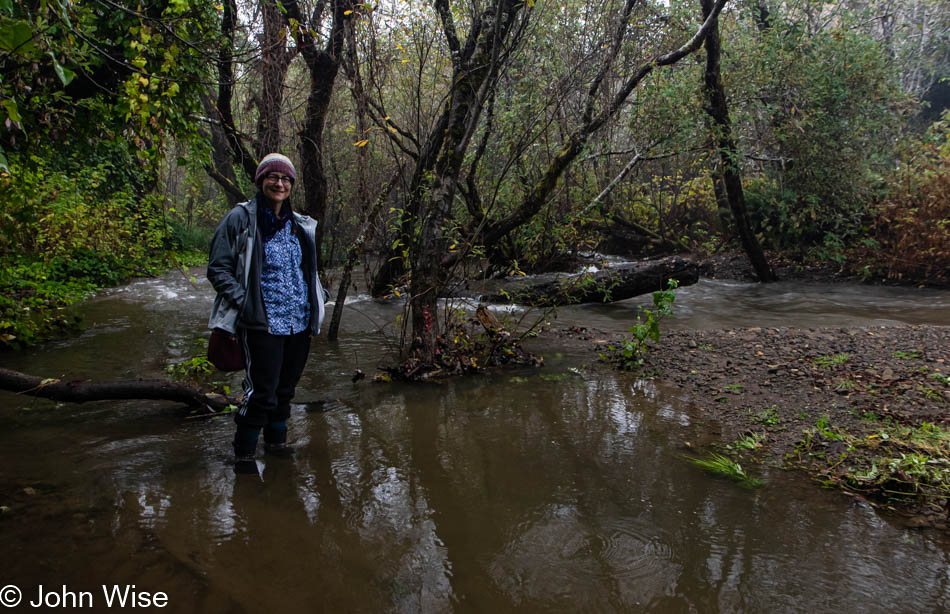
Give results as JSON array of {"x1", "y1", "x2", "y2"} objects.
[{"x1": 236, "y1": 329, "x2": 311, "y2": 428}]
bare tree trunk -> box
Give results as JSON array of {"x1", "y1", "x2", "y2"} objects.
[
  {"x1": 298, "y1": 60, "x2": 336, "y2": 260},
  {"x1": 279, "y1": 0, "x2": 350, "y2": 268},
  {"x1": 0, "y1": 368, "x2": 233, "y2": 412},
  {"x1": 254, "y1": 0, "x2": 296, "y2": 157},
  {"x1": 701, "y1": 0, "x2": 776, "y2": 282},
  {"x1": 202, "y1": 94, "x2": 244, "y2": 205},
  {"x1": 202, "y1": 0, "x2": 256, "y2": 197}
]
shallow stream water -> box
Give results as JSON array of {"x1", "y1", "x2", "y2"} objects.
[{"x1": 1, "y1": 271, "x2": 949, "y2": 613}]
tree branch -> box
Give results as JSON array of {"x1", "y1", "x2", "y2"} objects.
[
  {"x1": 475, "y1": 0, "x2": 730, "y2": 249},
  {"x1": 0, "y1": 368, "x2": 233, "y2": 412}
]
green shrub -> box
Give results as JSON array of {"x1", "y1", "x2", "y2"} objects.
[
  {"x1": 601, "y1": 279, "x2": 678, "y2": 370},
  {"x1": 166, "y1": 218, "x2": 214, "y2": 254},
  {"x1": 861, "y1": 111, "x2": 950, "y2": 284}
]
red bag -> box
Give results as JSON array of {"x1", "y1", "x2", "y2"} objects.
[{"x1": 208, "y1": 329, "x2": 245, "y2": 372}]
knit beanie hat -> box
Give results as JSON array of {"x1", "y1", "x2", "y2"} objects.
[{"x1": 254, "y1": 153, "x2": 296, "y2": 184}]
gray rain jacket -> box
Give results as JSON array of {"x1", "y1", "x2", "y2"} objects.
[{"x1": 207, "y1": 195, "x2": 325, "y2": 335}]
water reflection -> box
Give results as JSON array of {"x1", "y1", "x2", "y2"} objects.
[{"x1": 0, "y1": 270, "x2": 949, "y2": 612}]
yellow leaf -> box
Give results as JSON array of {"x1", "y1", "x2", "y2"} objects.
[
  {"x1": 353, "y1": 139, "x2": 369, "y2": 147},
  {"x1": 344, "y1": 9, "x2": 353, "y2": 15}
]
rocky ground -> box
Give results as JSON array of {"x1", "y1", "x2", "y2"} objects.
[{"x1": 563, "y1": 252, "x2": 950, "y2": 529}]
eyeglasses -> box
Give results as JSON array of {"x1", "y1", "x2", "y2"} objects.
[{"x1": 264, "y1": 174, "x2": 293, "y2": 185}]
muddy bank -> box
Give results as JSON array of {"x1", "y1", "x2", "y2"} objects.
[
  {"x1": 564, "y1": 323, "x2": 950, "y2": 527},
  {"x1": 644, "y1": 324, "x2": 949, "y2": 429}
]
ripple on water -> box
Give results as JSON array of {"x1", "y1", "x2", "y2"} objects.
[
  {"x1": 489, "y1": 505, "x2": 678, "y2": 607},
  {"x1": 595, "y1": 517, "x2": 676, "y2": 581}
]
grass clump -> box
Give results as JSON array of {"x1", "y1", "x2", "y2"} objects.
[
  {"x1": 729, "y1": 433, "x2": 764, "y2": 451},
  {"x1": 691, "y1": 453, "x2": 764, "y2": 488},
  {"x1": 815, "y1": 415, "x2": 844, "y2": 441},
  {"x1": 754, "y1": 406, "x2": 780, "y2": 426},
  {"x1": 812, "y1": 353, "x2": 851, "y2": 369}
]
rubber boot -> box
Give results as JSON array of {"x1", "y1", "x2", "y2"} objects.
[
  {"x1": 233, "y1": 424, "x2": 261, "y2": 474},
  {"x1": 263, "y1": 421, "x2": 293, "y2": 458}
]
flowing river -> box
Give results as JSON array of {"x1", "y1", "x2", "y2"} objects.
[{"x1": 1, "y1": 270, "x2": 949, "y2": 613}]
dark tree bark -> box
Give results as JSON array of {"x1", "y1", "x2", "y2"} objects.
[
  {"x1": 701, "y1": 0, "x2": 777, "y2": 282},
  {"x1": 0, "y1": 368, "x2": 233, "y2": 412},
  {"x1": 203, "y1": 0, "x2": 263, "y2": 196},
  {"x1": 255, "y1": 0, "x2": 297, "y2": 157},
  {"x1": 216, "y1": 0, "x2": 243, "y2": 170},
  {"x1": 481, "y1": 256, "x2": 699, "y2": 306},
  {"x1": 279, "y1": 0, "x2": 351, "y2": 268},
  {"x1": 708, "y1": 144, "x2": 734, "y2": 233},
  {"x1": 368, "y1": 109, "x2": 451, "y2": 297}
]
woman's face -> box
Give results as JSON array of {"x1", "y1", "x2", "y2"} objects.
[{"x1": 261, "y1": 173, "x2": 293, "y2": 207}]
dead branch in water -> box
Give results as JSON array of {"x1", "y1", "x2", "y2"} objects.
[{"x1": 0, "y1": 368, "x2": 234, "y2": 412}]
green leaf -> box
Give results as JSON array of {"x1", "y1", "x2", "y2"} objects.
[
  {"x1": 0, "y1": 147, "x2": 8, "y2": 173},
  {"x1": 49, "y1": 53, "x2": 75, "y2": 86},
  {"x1": 2, "y1": 99, "x2": 21, "y2": 123},
  {"x1": 0, "y1": 20, "x2": 35, "y2": 53},
  {"x1": 0, "y1": 0, "x2": 13, "y2": 13}
]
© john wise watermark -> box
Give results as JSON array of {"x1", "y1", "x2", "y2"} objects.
[{"x1": 0, "y1": 584, "x2": 168, "y2": 609}]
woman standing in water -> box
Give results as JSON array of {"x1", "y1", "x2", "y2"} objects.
[{"x1": 207, "y1": 153, "x2": 326, "y2": 472}]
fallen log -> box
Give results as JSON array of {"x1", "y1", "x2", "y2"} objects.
[
  {"x1": 0, "y1": 368, "x2": 234, "y2": 412},
  {"x1": 481, "y1": 256, "x2": 699, "y2": 306}
]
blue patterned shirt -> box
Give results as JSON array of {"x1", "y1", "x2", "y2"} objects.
[{"x1": 260, "y1": 222, "x2": 310, "y2": 335}]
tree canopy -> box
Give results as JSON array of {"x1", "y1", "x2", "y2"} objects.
[{"x1": 1, "y1": 0, "x2": 948, "y2": 351}]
